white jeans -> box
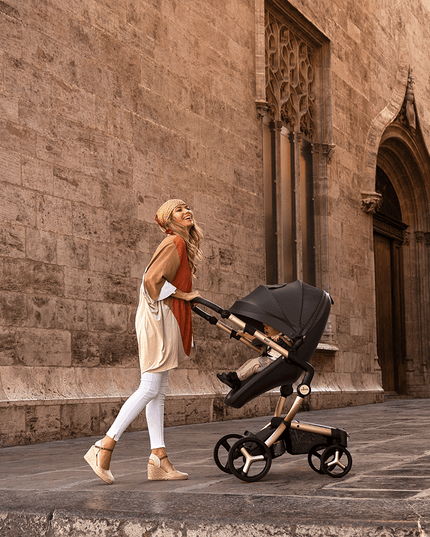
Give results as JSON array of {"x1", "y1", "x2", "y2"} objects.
[{"x1": 106, "y1": 371, "x2": 168, "y2": 449}]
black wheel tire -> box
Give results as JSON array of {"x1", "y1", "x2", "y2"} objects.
[
  {"x1": 213, "y1": 434, "x2": 243, "y2": 474},
  {"x1": 321, "y1": 445, "x2": 352, "y2": 478},
  {"x1": 307, "y1": 443, "x2": 328, "y2": 474},
  {"x1": 228, "y1": 436, "x2": 272, "y2": 482}
]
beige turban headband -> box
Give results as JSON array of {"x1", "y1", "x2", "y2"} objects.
[{"x1": 155, "y1": 199, "x2": 186, "y2": 231}]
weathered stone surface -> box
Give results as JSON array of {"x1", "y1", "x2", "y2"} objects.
[
  {"x1": 56, "y1": 298, "x2": 88, "y2": 331},
  {"x1": 88, "y1": 243, "x2": 131, "y2": 277},
  {"x1": 53, "y1": 166, "x2": 103, "y2": 206},
  {"x1": 0, "y1": 328, "x2": 17, "y2": 366},
  {"x1": 26, "y1": 295, "x2": 56, "y2": 329},
  {"x1": 71, "y1": 331, "x2": 100, "y2": 367},
  {"x1": 25, "y1": 228, "x2": 57, "y2": 264},
  {"x1": 98, "y1": 332, "x2": 138, "y2": 367},
  {"x1": 103, "y1": 275, "x2": 137, "y2": 306},
  {"x1": 21, "y1": 157, "x2": 54, "y2": 194},
  {"x1": 64, "y1": 267, "x2": 105, "y2": 302},
  {"x1": 25, "y1": 404, "x2": 61, "y2": 443},
  {"x1": 60, "y1": 402, "x2": 99, "y2": 439},
  {"x1": 37, "y1": 195, "x2": 73, "y2": 235},
  {"x1": 0, "y1": 183, "x2": 37, "y2": 227},
  {"x1": 0, "y1": 146, "x2": 21, "y2": 185},
  {"x1": 0, "y1": 405, "x2": 26, "y2": 446},
  {"x1": 72, "y1": 204, "x2": 110, "y2": 243},
  {"x1": 1, "y1": 259, "x2": 64, "y2": 296},
  {"x1": 87, "y1": 302, "x2": 128, "y2": 333},
  {"x1": 0, "y1": 292, "x2": 26, "y2": 327},
  {"x1": 15, "y1": 328, "x2": 71, "y2": 366},
  {"x1": 57, "y1": 235, "x2": 89, "y2": 270}
]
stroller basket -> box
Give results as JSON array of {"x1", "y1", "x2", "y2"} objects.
[{"x1": 286, "y1": 428, "x2": 331, "y2": 455}]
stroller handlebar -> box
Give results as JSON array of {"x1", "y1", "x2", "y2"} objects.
[{"x1": 191, "y1": 297, "x2": 230, "y2": 317}]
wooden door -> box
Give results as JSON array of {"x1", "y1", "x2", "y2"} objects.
[{"x1": 374, "y1": 231, "x2": 406, "y2": 393}]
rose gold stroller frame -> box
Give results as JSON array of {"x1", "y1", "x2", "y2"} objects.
[{"x1": 192, "y1": 297, "x2": 352, "y2": 482}]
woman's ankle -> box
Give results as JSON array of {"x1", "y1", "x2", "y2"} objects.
[
  {"x1": 101, "y1": 435, "x2": 116, "y2": 451},
  {"x1": 97, "y1": 436, "x2": 116, "y2": 470},
  {"x1": 151, "y1": 447, "x2": 166, "y2": 459}
]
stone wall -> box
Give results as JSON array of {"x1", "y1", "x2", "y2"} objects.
[
  {"x1": 0, "y1": 0, "x2": 267, "y2": 446},
  {"x1": 2, "y1": 0, "x2": 430, "y2": 446}
]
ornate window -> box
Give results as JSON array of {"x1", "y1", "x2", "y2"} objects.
[{"x1": 259, "y1": 1, "x2": 332, "y2": 287}]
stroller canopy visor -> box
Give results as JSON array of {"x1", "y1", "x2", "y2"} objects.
[{"x1": 228, "y1": 280, "x2": 331, "y2": 341}]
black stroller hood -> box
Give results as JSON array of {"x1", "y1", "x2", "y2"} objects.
[{"x1": 228, "y1": 280, "x2": 331, "y2": 341}]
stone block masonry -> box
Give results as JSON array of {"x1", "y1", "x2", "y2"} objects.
[
  {"x1": 0, "y1": 0, "x2": 274, "y2": 446},
  {"x1": 7, "y1": 0, "x2": 427, "y2": 446}
]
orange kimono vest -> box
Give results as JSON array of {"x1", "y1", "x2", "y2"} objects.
[{"x1": 171, "y1": 236, "x2": 193, "y2": 356}]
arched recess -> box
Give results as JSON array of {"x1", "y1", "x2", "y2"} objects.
[{"x1": 375, "y1": 119, "x2": 430, "y2": 396}]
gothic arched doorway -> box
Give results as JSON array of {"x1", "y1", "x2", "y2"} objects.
[
  {"x1": 374, "y1": 115, "x2": 430, "y2": 397},
  {"x1": 373, "y1": 166, "x2": 407, "y2": 394}
]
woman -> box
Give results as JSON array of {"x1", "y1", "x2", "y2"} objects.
[{"x1": 84, "y1": 199, "x2": 203, "y2": 483}]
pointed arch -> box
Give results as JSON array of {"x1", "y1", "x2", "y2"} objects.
[{"x1": 362, "y1": 60, "x2": 409, "y2": 192}]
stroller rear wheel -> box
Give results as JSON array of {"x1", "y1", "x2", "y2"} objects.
[
  {"x1": 228, "y1": 437, "x2": 272, "y2": 482},
  {"x1": 214, "y1": 434, "x2": 243, "y2": 474},
  {"x1": 320, "y1": 445, "x2": 352, "y2": 478},
  {"x1": 307, "y1": 443, "x2": 328, "y2": 474}
]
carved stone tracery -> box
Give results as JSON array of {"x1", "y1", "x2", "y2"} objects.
[{"x1": 265, "y1": 10, "x2": 315, "y2": 138}]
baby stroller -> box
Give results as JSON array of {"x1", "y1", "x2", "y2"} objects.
[{"x1": 192, "y1": 280, "x2": 352, "y2": 482}]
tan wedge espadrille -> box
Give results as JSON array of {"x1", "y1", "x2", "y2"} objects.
[
  {"x1": 147, "y1": 453, "x2": 188, "y2": 481},
  {"x1": 84, "y1": 441, "x2": 115, "y2": 485}
]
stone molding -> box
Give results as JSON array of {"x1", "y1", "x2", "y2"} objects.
[{"x1": 362, "y1": 34, "x2": 409, "y2": 191}]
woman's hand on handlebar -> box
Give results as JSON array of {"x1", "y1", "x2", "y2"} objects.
[
  {"x1": 173, "y1": 289, "x2": 201, "y2": 302},
  {"x1": 185, "y1": 291, "x2": 201, "y2": 302}
]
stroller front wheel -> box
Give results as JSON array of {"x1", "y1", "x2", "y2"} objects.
[
  {"x1": 214, "y1": 434, "x2": 243, "y2": 474},
  {"x1": 228, "y1": 437, "x2": 272, "y2": 482},
  {"x1": 320, "y1": 445, "x2": 352, "y2": 478}
]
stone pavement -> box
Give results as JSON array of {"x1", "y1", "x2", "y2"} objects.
[{"x1": 1, "y1": 398, "x2": 430, "y2": 536}]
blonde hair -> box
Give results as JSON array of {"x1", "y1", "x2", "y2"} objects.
[{"x1": 167, "y1": 216, "x2": 203, "y2": 275}]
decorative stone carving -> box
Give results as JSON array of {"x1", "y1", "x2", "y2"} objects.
[
  {"x1": 265, "y1": 10, "x2": 315, "y2": 137},
  {"x1": 256, "y1": 99, "x2": 270, "y2": 118},
  {"x1": 403, "y1": 229, "x2": 410, "y2": 246},
  {"x1": 361, "y1": 192, "x2": 383, "y2": 214},
  {"x1": 425, "y1": 232, "x2": 430, "y2": 246},
  {"x1": 322, "y1": 143, "x2": 336, "y2": 163},
  {"x1": 415, "y1": 230, "x2": 425, "y2": 242}
]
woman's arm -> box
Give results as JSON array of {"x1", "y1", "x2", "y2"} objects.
[
  {"x1": 172, "y1": 289, "x2": 201, "y2": 301},
  {"x1": 144, "y1": 237, "x2": 180, "y2": 301}
]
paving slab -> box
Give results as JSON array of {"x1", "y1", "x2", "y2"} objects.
[{"x1": 1, "y1": 398, "x2": 430, "y2": 536}]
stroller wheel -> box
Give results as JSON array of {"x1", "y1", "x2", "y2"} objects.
[
  {"x1": 307, "y1": 444, "x2": 328, "y2": 474},
  {"x1": 320, "y1": 445, "x2": 352, "y2": 478},
  {"x1": 214, "y1": 434, "x2": 243, "y2": 474},
  {"x1": 228, "y1": 437, "x2": 272, "y2": 482}
]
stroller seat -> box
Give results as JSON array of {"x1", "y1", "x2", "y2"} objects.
[
  {"x1": 224, "y1": 357, "x2": 302, "y2": 408},
  {"x1": 224, "y1": 281, "x2": 332, "y2": 408}
]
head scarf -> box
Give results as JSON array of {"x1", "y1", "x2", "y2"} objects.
[{"x1": 155, "y1": 199, "x2": 186, "y2": 232}]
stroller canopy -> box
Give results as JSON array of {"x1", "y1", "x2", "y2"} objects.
[{"x1": 228, "y1": 280, "x2": 331, "y2": 341}]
